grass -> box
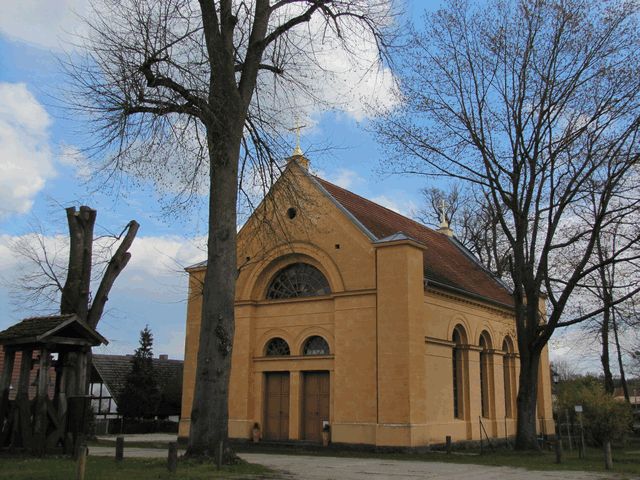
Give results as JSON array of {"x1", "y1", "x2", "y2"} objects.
[{"x1": 0, "y1": 456, "x2": 276, "y2": 480}]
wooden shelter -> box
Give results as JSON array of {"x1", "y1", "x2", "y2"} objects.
[{"x1": 0, "y1": 314, "x2": 107, "y2": 455}]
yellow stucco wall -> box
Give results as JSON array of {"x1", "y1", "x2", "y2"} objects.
[{"x1": 179, "y1": 161, "x2": 555, "y2": 446}]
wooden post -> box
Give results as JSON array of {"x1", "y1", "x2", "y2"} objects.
[
  {"x1": 56, "y1": 353, "x2": 71, "y2": 453},
  {"x1": 15, "y1": 349, "x2": 33, "y2": 449},
  {"x1": 603, "y1": 440, "x2": 612, "y2": 470},
  {"x1": 167, "y1": 442, "x2": 178, "y2": 472},
  {"x1": 216, "y1": 440, "x2": 223, "y2": 470},
  {"x1": 33, "y1": 347, "x2": 50, "y2": 455},
  {"x1": 445, "y1": 435, "x2": 452, "y2": 454},
  {"x1": 76, "y1": 444, "x2": 87, "y2": 480},
  {"x1": 578, "y1": 412, "x2": 585, "y2": 459},
  {"x1": 115, "y1": 435, "x2": 124, "y2": 461},
  {"x1": 0, "y1": 348, "x2": 16, "y2": 425},
  {"x1": 565, "y1": 409, "x2": 573, "y2": 451},
  {"x1": 504, "y1": 416, "x2": 508, "y2": 447},
  {"x1": 555, "y1": 437, "x2": 562, "y2": 464},
  {"x1": 479, "y1": 417, "x2": 483, "y2": 455}
]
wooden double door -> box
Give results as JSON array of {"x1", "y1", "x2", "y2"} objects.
[
  {"x1": 302, "y1": 371, "x2": 330, "y2": 442},
  {"x1": 264, "y1": 372, "x2": 290, "y2": 441},
  {"x1": 263, "y1": 371, "x2": 330, "y2": 443}
]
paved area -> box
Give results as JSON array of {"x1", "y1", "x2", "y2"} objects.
[
  {"x1": 88, "y1": 444, "x2": 617, "y2": 479},
  {"x1": 239, "y1": 453, "x2": 616, "y2": 480},
  {"x1": 90, "y1": 445, "x2": 183, "y2": 458},
  {"x1": 95, "y1": 433, "x2": 178, "y2": 443}
]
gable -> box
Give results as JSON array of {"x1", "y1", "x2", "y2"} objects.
[
  {"x1": 187, "y1": 158, "x2": 512, "y2": 308},
  {"x1": 231, "y1": 161, "x2": 379, "y2": 299}
]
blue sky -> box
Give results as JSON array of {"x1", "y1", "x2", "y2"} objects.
[
  {"x1": 0, "y1": 1, "x2": 435, "y2": 360},
  {"x1": 0, "y1": 0, "x2": 598, "y2": 371}
]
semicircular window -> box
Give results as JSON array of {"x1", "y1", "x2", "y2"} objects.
[
  {"x1": 265, "y1": 337, "x2": 291, "y2": 356},
  {"x1": 266, "y1": 263, "x2": 331, "y2": 299},
  {"x1": 303, "y1": 336, "x2": 330, "y2": 356}
]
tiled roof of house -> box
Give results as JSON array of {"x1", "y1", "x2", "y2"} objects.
[
  {"x1": 314, "y1": 177, "x2": 513, "y2": 307},
  {"x1": 92, "y1": 354, "x2": 184, "y2": 417}
]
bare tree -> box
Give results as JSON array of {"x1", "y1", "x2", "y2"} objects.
[
  {"x1": 10, "y1": 206, "x2": 138, "y2": 400},
  {"x1": 571, "y1": 214, "x2": 640, "y2": 398},
  {"x1": 550, "y1": 359, "x2": 578, "y2": 382},
  {"x1": 66, "y1": 0, "x2": 396, "y2": 458},
  {"x1": 418, "y1": 185, "x2": 510, "y2": 279},
  {"x1": 375, "y1": 0, "x2": 640, "y2": 449}
]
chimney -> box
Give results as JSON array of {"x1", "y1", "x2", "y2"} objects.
[{"x1": 159, "y1": 354, "x2": 169, "y2": 360}]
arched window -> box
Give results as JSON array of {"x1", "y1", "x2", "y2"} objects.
[
  {"x1": 452, "y1": 326, "x2": 466, "y2": 419},
  {"x1": 264, "y1": 338, "x2": 290, "y2": 356},
  {"x1": 266, "y1": 263, "x2": 331, "y2": 299},
  {"x1": 479, "y1": 331, "x2": 492, "y2": 418},
  {"x1": 303, "y1": 336, "x2": 330, "y2": 356},
  {"x1": 502, "y1": 337, "x2": 515, "y2": 418}
]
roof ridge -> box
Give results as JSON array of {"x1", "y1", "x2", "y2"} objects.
[{"x1": 313, "y1": 176, "x2": 438, "y2": 236}]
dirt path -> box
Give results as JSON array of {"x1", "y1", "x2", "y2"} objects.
[
  {"x1": 89, "y1": 445, "x2": 619, "y2": 480},
  {"x1": 239, "y1": 453, "x2": 618, "y2": 480}
]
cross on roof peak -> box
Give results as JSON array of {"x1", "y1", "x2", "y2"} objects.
[
  {"x1": 289, "y1": 118, "x2": 306, "y2": 157},
  {"x1": 439, "y1": 198, "x2": 449, "y2": 228}
]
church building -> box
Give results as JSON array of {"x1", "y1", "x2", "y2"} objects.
[{"x1": 179, "y1": 154, "x2": 554, "y2": 447}]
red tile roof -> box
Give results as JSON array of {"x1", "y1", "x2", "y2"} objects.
[{"x1": 314, "y1": 177, "x2": 513, "y2": 308}]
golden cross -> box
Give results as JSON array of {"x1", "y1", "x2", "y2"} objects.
[{"x1": 289, "y1": 119, "x2": 306, "y2": 156}]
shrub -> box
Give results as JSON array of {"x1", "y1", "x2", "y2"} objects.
[{"x1": 556, "y1": 376, "x2": 632, "y2": 445}]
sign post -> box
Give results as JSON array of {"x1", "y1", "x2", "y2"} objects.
[{"x1": 574, "y1": 405, "x2": 585, "y2": 458}]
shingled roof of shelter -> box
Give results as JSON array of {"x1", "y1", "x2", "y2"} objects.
[
  {"x1": 313, "y1": 177, "x2": 514, "y2": 308},
  {"x1": 92, "y1": 354, "x2": 183, "y2": 417},
  {"x1": 0, "y1": 314, "x2": 107, "y2": 346},
  {"x1": 0, "y1": 315, "x2": 76, "y2": 341}
]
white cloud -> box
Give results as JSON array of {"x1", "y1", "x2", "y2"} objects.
[
  {"x1": 0, "y1": 232, "x2": 205, "y2": 359},
  {"x1": 117, "y1": 235, "x2": 205, "y2": 292},
  {"x1": 327, "y1": 169, "x2": 364, "y2": 190},
  {"x1": 58, "y1": 144, "x2": 92, "y2": 180},
  {"x1": 241, "y1": 2, "x2": 399, "y2": 141},
  {"x1": 0, "y1": 83, "x2": 56, "y2": 219},
  {"x1": 370, "y1": 194, "x2": 416, "y2": 218},
  {"x1": 549, "y1": 328, "x2": 603, "y2": 374},
  {"x1": 0, "y1": 0, "x2": 88, "y2": 51}
]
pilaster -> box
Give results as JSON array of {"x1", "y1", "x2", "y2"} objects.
[{"x1": 374, "y1": 235, "x2": 426, "y2": 446}]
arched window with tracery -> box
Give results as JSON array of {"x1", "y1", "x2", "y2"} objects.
[
  {"x1": 502, "y1": 337, "x2": 515, "y2": 418},
  {"x1": 264, "y1": 337, "x2": 291, "y2": 356},
  {"x1": 479, "y1": 331, "x2": 493, "y2": 418},
  {"x1": 303, "y1": 336, "x2": 330, "y2": 356},
  {"x1": 452, "y1": 326, "x2": 467, "y2": 419},
  {"x1": 266, "y1": 263, "x2": 331, "y2": 299}
]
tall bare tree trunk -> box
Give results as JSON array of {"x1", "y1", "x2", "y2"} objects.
[
  {"x1": 187, "y1": 127, "x2": 241, "y2": 457},
  {"x1": 515, "y1": 347, "x2": 541, "y2": 450},
  {"x1": 61, "y1": 207, "x2": 96, "y2": 320},
  {"x1": 60, "y1": 206, "x2": 96, "y2": 398},
  {"x1": 601, "y1": 308, "x2": 615, "y2": 394},
  {"x1": 612, "y1": 309, "x2": 630, "y2": 402}
]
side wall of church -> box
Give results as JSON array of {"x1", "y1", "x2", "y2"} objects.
[{"x1": 419, "y1": 291, "x2": 555, "y2": 445}]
